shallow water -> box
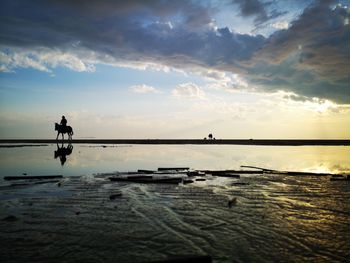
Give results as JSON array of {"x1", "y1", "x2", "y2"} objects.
[
  {"x1": 1, "y1": 144, "x2": 350, "y2": 179},
  {"x1": 0, "y1": 144, "x2": 349, "y2": 263}
]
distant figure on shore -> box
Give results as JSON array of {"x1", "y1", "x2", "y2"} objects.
[
  {"x1": 206, "y1": 133, "x2": 216, "y2": 140},
  {"x1": 204, "y1": 133, "x2": 216, "y2": 140},
  {"x1": 55, "y1": 115, "x2": 73, "y2": 140},
  {"x1": 54, "y1": 143, "x2": 73, "y2": 166}
]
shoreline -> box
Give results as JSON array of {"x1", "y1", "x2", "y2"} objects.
[{"x1": 0, "y1": 139, "x2": 350, "y2": 146}]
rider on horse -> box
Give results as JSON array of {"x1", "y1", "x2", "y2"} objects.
[{"x1": 56, "y1": 115, "x2": 73, "y2": 140}]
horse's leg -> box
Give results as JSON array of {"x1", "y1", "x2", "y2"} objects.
[{"x1": 56, "y1": 132, "x2": 59, "y2": 140}]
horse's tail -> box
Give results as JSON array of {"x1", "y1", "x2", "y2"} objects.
[{"x1": 71, "y1": 128, "x2": 74, "y2": 135}]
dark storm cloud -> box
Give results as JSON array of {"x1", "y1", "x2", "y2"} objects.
[
  {"x1": 0, "y1": 0, "x2": 212, "y2": 48},
  {"x1": 233, "y1": 0, "x2": 269, "y2": 23},
  {"x1": 0, "y1": 0, "x2": 264, "y2": 67},
  {"x1": 0, "y1": 0, "x2": 350, "y2": 104},
  {"x1": 243, "y1": 0, "x2": 350, "y2": 103},
  {"x1": 232, "y1": 0, "x2": 287, "y2": 25}
]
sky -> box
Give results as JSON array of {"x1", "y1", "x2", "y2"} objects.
[{"x1": 0, "y1": 0, "x2": 349, "y2": 139}]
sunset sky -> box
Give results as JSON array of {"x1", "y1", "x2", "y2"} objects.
[{"x1": 1, "y1": 0, "x2": 349, "y2": 139}]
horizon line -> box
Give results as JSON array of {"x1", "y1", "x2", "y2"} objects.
[{"x1": 1, "y1": 139, "x2": 350, "y2": 146}]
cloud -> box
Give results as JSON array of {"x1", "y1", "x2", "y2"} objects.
[
  {"x1": 0, "y1": 0, "x2": 264, "y2": 70},
  {"x1": 233, "y1": 0, "x2": 269, "y2": 23},
  {"x1": 240, "y1": 1, "x2": 350, "y2": 103},
  {"x1": 129, "y1": 84, "x2": 161, "y2": 94},
  {"x1": 232, "y1": 0, "x2": 287, "y2": 26},
  {"x1": 0, "y1": 48, "x2": 95, "y2": 73},
  {"x1": 172, "y1": 83, "x2": 205, "y2": 99},
  {"x1": 0, "y1": 0, "x2": 350, "y2": 104},
  {"x1": 271, "y1": 21, "x2": 289, "y2": 29}
]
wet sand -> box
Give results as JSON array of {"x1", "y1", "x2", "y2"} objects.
[
  {"x1": 1, "y1": 172, "x2": 349, "y2": 263},
  {"x1": 1, "y1": 139, "x2": 350, "y2": 146}
]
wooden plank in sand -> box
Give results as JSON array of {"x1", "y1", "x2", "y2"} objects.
[
  {"x1": 4, "y1": 175, "x2": 63, "y2": 180},
  {"x1": 201, "y1": 170, "x2": 262, "y2": 175},
  {"x1": 149, "y1": 254, "x2": 212, "y2": 263},
  {"x1": 158, "y1": 167, "x2": 190, "y2": 171},
  {"x1": 137, "y1": 169, "x2": 155, "y2": 174},
  {"x1": 240, "y1": 165, "x2": 333, "y2": 176},
  {"x1": 109, "y1": 176, "x2": 183, "y2": 184}
]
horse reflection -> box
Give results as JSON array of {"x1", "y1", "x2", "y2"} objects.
[{"x1": 54, "y1": 143, "x2": 73, "y2": 166}]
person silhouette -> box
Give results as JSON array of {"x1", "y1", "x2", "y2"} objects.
[{"x1": 60, "y1": 116, "x2": 67, "y2": 127}]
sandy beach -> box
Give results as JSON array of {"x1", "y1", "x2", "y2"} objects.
[{"x1": 1, "y1": 168, "x2": 349, "y2": 263}]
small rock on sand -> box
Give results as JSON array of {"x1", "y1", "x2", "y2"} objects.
[
  {"x1": 228, "y1": 197, "x2": 237, "y2": 208},
  {"x1": 195, "y1": 178, "x2": 206, "y2": 182},
  {"x1": 183, "y1": 179, "x2": 194, "y2": 184},
  {"x1": 2, "y1": 215, "x2": 18, "y2": 222},
  {"x1": 109, "y1": 193, "x2": 122, "y2": 200}
]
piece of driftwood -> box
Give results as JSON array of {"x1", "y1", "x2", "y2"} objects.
[
  {"x1": 241, "y1": 165, "x2": 334, "y2": 176},
  {"x1": 195, "y1": 178, "x2": 206, "y2": 181},
  {"x1": 149, "y1": 255, "x2": 212, "y2": 263},
  {"x1": 109, "y1": 176, "x2": 183, "y2": 184},
  {"x1": 330, "y1": 175, "x2": 350, "y2": 181},
  {"x1": 34, "y1": 180, "x2": 61, "y2": 185},
  {"x1": 228, "y1": 197, "x2": 237, "y2": 208},
  {"x1": 123, "y1": 175, "x2": 153, "y2": 179},
  {"x1": 158, "y1": 167, "x2": 190, "y2": 171},
  {"x1": 4, "y1": 175, "x2": 63, "y2": 181},
  {"x1": 241, "y1": 165, "x2": 276, "y2": 172},
  {"x1": 187, "y1": 171, "x2": 205, "y2": 176},
  {"x1": 214, "y1": 173, "x2": 240, "y2": 178},
  {"x1": 183, "y1": 179, "x2": 194, "y2": 184},
  {"x1": 109, "y1": 193, "x2": 122, "y2": 200},
  {"x1": 2, "y1": 215, "x2": 18, "y2": 222},
  {"x1": 200, "y1": 222, "x2": 226, "y2": 230},
  {"x1": 283, "y1": 171, "x2": 331, "y2": 176},
  {"x1": 137, "y1": 169, "x2": 155, "y2": 174},
  {"x1": 200, "y1": 170, "x2": 262, "y2": 174},
  {"x1": 201, "y1": 170, "x2": 241, "y2": 177},
  {"x1": 125, "y1": 171, "x2": 150, "y2": 175},
  {"x1": 231, "y1": 182, "x2": 249, "y2": 186},
  {"x1": 331, "y1": 174, "x2": 345, "y2": 178}
]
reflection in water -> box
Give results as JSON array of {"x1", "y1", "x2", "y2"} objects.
[
  {"x1": 54, "y1": 143, "x2": 73, "y2": 166},
  {"x1": 0, "y1": 145, "x2": 350, "y2": 178}
]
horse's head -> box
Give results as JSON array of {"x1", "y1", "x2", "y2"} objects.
[{"x1": 55, "y1": 123, "x2": 59, "y2": 131}]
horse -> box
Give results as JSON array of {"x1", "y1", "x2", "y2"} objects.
[{"x1": 55, "y1": 123, "x2": 74, "y2": 140}]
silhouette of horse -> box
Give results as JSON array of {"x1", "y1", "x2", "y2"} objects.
[
  {"x1": 55, "y1": 123, "x2": 74, "y2": 140},
  {"x1": 54, "y1": 143, "x2": 73, "y2": 166}
]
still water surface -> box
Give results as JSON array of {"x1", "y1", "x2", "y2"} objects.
[
  {"x1": 0, "y1": 144, "x2": 349, "y2": 263},
  {"x1": 1, "y1": 144, "x2": 350, "y2": 178}
]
